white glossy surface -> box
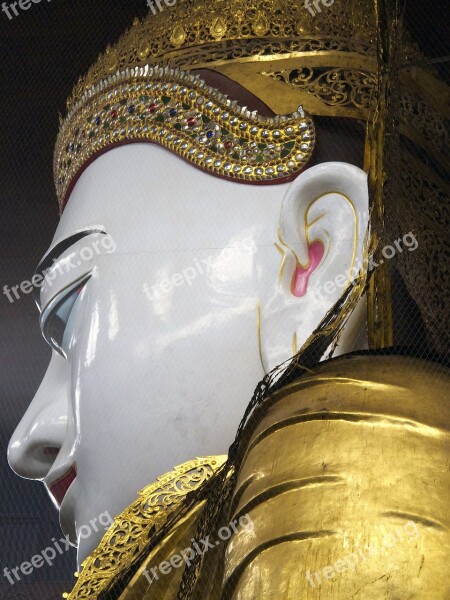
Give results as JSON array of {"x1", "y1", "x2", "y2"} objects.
[{"x1": 8, "y1": 144, "x2": 369, "y2": 564}]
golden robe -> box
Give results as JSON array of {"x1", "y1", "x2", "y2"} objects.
[{"x1": 65, "y1": 354, "x2": 450, "y2": 599}]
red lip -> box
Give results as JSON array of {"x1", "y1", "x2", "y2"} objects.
[{"x1": 49, "y1": 464, "x2": 77, "y2": 507}]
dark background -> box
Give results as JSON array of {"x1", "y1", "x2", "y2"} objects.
[{"x1": 0, "y1": 1, "x2": 448, "y2": 598}]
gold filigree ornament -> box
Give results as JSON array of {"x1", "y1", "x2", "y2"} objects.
[
  {"x1": 62, "y1": 456, "x2": 227, "y2": 600},
  {"x1": 55, "y1": 66, "x2": 316, "y2": 211},
  {"x1": 66, "y1": 0, "x2": 381, "y2": 117}
]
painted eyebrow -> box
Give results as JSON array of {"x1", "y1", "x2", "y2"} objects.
[{"x1": 33, "y1": 229, "x2": 106, "y2": 306}]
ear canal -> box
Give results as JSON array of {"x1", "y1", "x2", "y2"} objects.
[{"x1": 291, "y1": 240, "x2": 325, "y2": 297}]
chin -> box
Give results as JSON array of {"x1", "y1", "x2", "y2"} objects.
[
  {"x1": 76, "y1": 532, "x2": 101, "y2": 567},
  {"x1": 59, "y1": 481, "x2": 114, "y2": 566}
]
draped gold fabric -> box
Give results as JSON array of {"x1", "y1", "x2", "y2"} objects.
[
  {"x1": 223, "y1": 355, "x2": 450, "y2": 598},
  {"x1": 68, "y1": 355, "x2": 450, "y2": 599}
]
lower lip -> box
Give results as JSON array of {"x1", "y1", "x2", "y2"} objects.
[{"x1": 49, "y1": 464, "x2": 77, "y2": 507}]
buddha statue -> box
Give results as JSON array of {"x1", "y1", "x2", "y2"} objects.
[{"x1": 7, "y1": 0, "x2": 449, "y2": 598}]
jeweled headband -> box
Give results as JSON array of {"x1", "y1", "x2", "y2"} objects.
[{"x1": 55, "y1": 65, "x2": 316, "y2": 211}]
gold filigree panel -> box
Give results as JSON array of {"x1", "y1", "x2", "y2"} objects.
[
  {"x1": 261, "y1": 67, "x2": 377, "y2": 113},
  {"x1": 63, "y1": 456, "x2": 226, "y2": 600},
  {"x1": 68, "y1": 0, "x2": 379, "y2": 110}
]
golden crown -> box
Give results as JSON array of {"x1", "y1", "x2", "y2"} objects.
[
  {"x1": 55, "y1": 0, "x2": 377, "y2": 209},
  {"x1": 55, "y1": 0, "x2": 448, "y2": 217}
]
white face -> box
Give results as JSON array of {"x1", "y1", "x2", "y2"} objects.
[{"x1": 8, "y1": 143, "x2": 369, "y2": 564}]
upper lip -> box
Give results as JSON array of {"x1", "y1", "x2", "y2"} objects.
[{"x1": 46, "y1": 463, "x2": 77, "y2": 508}]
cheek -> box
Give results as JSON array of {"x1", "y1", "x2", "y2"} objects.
[
  {"x1": 67, "y1": 249, "x2": 275, "y2": 425},
  {"x1": 70, "y1": 358, "x2": 155, "y2": 476}
]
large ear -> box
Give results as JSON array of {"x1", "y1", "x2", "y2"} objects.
[{"x1": 260, "y1": 162, "x2": 369, "y2": 371}]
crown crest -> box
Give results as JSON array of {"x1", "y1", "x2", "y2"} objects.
[{"x1": 69, "y1": 0, "x2": 385, "y2": 118}]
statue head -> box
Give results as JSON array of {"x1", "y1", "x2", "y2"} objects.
[{"x1": 8, "y1": 0, "x2": 442, "y2": 565}]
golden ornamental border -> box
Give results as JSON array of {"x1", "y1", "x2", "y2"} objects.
[{"x1": 63, "y1": 455, "x2": 227, "y2": 600}]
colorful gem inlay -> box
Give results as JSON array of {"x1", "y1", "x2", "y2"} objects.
[{"x1": 55, "y1": 66, "x2": 316, "y2": 211}]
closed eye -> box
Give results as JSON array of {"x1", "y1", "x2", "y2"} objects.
[{"x1": 42, "y1": 277, "x2": 89, "y2": 357}]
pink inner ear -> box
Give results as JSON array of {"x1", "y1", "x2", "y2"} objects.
[{"x1": 291, "y1": 241, "x2": 324, "y2": 297}]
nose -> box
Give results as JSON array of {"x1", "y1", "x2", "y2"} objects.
[{"x1": 8, "y1": 351, "x2": 70, "y2": 480}]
